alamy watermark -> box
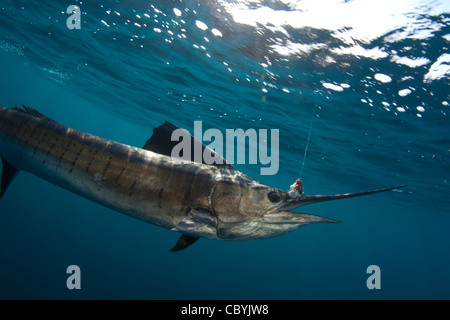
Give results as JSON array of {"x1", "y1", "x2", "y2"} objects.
[
  {"x1": 66, "y1": 265, "x2": 81, "y2": 290},
  {"x1": 66, "y1": 5, "x2": 81, "y2": 29},
  {"x1": 366, "y1": 265, "x2": 381, "y2": 290},
  {"x1": 171, "y1": 121, "x2": 279, "y2": 175}
]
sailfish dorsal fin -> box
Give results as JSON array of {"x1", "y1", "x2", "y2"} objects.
[
  {"x1": 143, "y1": 121, "x2": 233, "y2": 167},
  {"x1": 13, "y1": 105, "x2": 59, "y2": 123}
]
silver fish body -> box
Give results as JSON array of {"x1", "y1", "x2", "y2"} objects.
[{"x1": 0, "y1": 106, "x2": 405, "y2": 251}]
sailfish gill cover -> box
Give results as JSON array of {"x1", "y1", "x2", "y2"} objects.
[{"x1": 0, "y1": 0, "x2": 449, "y2": 300}]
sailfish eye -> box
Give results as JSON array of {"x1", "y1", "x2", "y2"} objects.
[{"x1": 267, "y1": 191, "x2": 282, "y2": 203}]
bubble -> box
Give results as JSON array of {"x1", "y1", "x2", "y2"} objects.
[
  {"x1": 322, "y1": 82, "x2": 344, "y2": 92},
  {"x1": 374, "y1": 73, "x2": 392, "y2": 83},
  {"x1": 416, "y1": 106, "x2": 425, "y2": 112},
  {"x1": 173, "y1": 8, "x2": 182, "y2": 17},
  {"x1": 211, "y1": 28, "x2": 223, "y2": 37},
  {"x1": 195, "y1": 20, "x2": 208, "y2": 31},
  {"x1": 398, "y1": 89, "x2": 411, "y2": 96}
]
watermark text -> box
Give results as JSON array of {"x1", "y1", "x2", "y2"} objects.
[{"x1": 171, "y1": 121, "x2": 279, "y2": 175}]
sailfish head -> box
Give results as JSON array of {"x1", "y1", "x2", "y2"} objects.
[{"x1": 213, "y1": 178, "x2": 407, "y2": 241}]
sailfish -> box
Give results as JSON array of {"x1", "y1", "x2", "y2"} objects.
[{"x1": 0, "y1": 106, "x2": 405, "y2": 251}]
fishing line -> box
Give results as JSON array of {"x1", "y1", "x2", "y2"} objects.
[{"x1": 300, "y1": 104, "x2": 317, "y2": 179}]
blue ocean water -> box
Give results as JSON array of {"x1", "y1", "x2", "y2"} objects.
[{"x1": 0, "y1": 0, "x2": 449, "y2": 300}]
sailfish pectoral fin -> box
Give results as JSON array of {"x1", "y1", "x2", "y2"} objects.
[
  {"x1": 170, "y1": 234, "x2": 199, "y2": 252},
  {"x1": 169, "y1": 208, "x2": 218, "y2": 252}
]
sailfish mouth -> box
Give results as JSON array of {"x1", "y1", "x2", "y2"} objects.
[{"x1": 281, "y1": 184, "x2": 408, "y2": 212}]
